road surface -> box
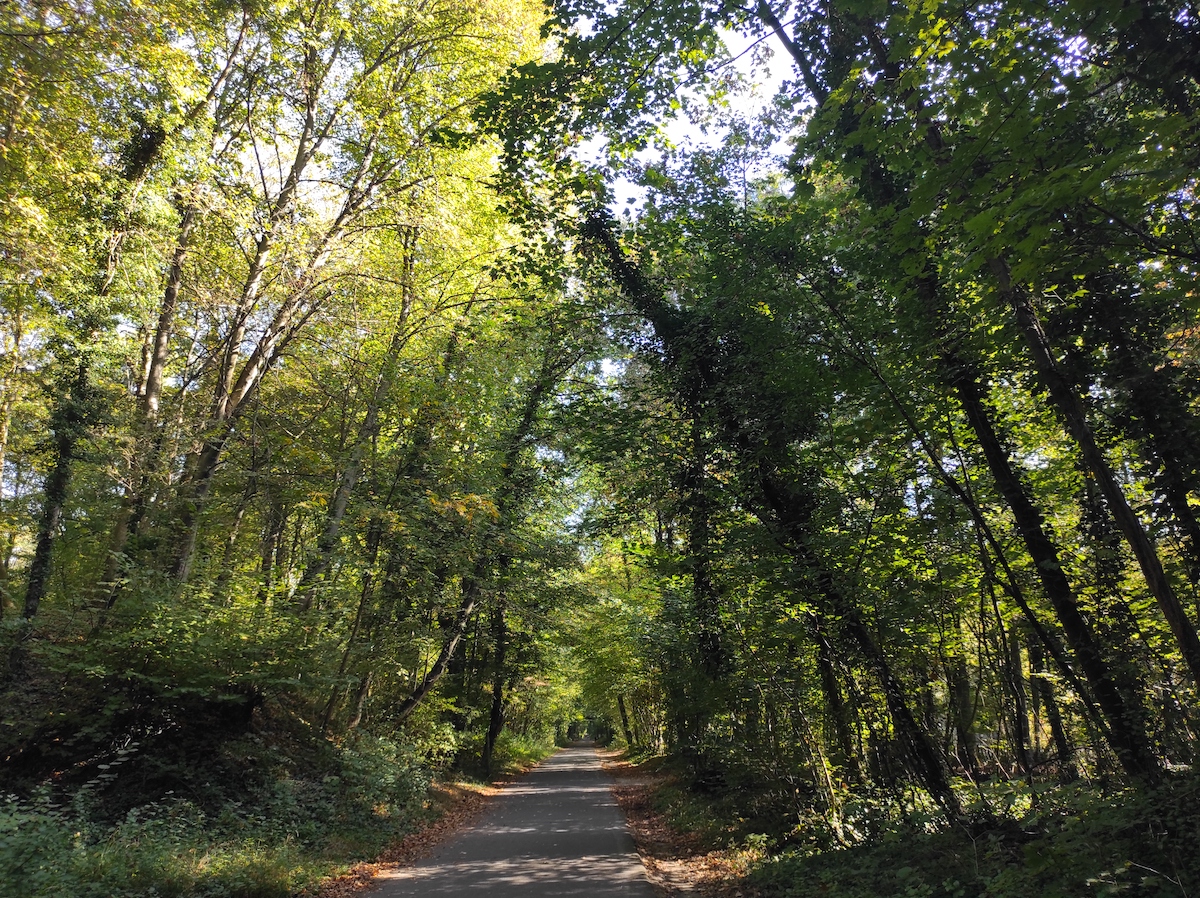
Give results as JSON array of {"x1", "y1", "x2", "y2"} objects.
[{"x1": 370, "y1": 743, "x2": 656, "y2": 897}]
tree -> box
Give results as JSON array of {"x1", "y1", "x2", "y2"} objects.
[{"x1": 486, "y1": 0, "x2": 1200, "y2": 788}]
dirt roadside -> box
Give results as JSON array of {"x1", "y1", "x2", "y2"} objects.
[
  {"x1": 305, "y1": 747, "x2": 753, "y2": 898},
  {"x1": 601, "y1": 753, "x2": 759, "y2": 898},
  {"x1": 301, "y1": 779, "x2": 501, "y2": 898}
]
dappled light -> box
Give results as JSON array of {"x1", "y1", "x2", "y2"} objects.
[
  {"x1": 372, "y1": 748, "x2": 652, "y2": 897},
  {"x1": 3, "y1": 0, "x2": 1200, "y2": 895},
  {"x1": 378, "y1": 856, "x2": 647, "y2": 891}
]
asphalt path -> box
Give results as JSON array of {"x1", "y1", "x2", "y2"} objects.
[{"x1": 370, "y1": 742, "x2": 656, "y2": 897}]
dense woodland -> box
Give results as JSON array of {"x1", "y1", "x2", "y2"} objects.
[{"x1": 2, "y1": 0, "x2": 1200, "y2": 894}]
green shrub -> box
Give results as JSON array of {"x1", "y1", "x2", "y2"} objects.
[
  {"x1": 0, "y1": 733, "x2": 434, "y2": 898},
  {"x1": 0, "y1": 795, "x2": 83, "y2": 898},
  {"x1": 491, "y1": 730, "x2": 559, "y2": 773},
  {"x1": 746, "y1": 774, "x2": 1200, "y2": 898}
]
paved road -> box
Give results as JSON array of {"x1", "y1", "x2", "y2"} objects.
[{"x1": 370, "y1": 743, "x2": 656, "y2": 897}]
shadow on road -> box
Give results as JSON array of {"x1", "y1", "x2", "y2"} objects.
[{"x1": 370, "y1": 744, "x2": 655, "y2": 897}]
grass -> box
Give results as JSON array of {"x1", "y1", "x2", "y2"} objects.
[
  {"x1": 1, "y1": 795, "x2": 347, "y2": 898},
  {"x1": 0, "y1": 719, "x2": 563, "y2": 898},
  {"x1": 0, "y1": 762, "x2": 433, "y2": 898}
]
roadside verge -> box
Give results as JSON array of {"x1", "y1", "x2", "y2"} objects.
[{"x1": 602, "y1": 753, "x2": 757, "y2": 898}]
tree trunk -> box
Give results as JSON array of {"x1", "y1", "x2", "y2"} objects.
[
  {"x1": 346, "y1": 671, "x2": 372, "y2": 731},
  {"x1": 1027, "y1": 628, "x2": 1078, "y2": 780},
  {"x1": 101, "y1": 205, "x2": 198, "y2": 601},
  {"x1": 258, "y1": 495, "x2": 287, "y2": 603},
  {"x1": 814, "y1": 616, "x2": 862, "y2": 782},
  {"x1": 214, "y1": 476, "x2": 255, "y2": 599},
  {"x1": 0, "y1": 337, "x2": 15, "y2": 619},
  {"x1": 1007, "y1": 626, "x2": 1033, "y2": 777},
  {"x1": 686, "y1": 413, "x2": 723, "y2": 677},
  {"x1": 395, "y1": 572, "x2": 488, "y2": 722},
  {"x1": 1087, "y1": 280, "x2": 1200, "y2": 585},
  {"x1": 295, "y1": 229, "x2": 418, "y2": 610},
  {"x1": 22, "y1": 355, "x2": 94, "y2": 620},
  {"x1": 948, "y1": 350, "x2": 1159, "y2": 778},
  {"x1": 168, "y1": 42, "x2": 360, "y2": 584},
  {"x1": 755, "y1": 1, "x2": 1161, "y2": 777},
  {"x1": 0, "y1": 306, "x2": 19, "y2": 508},
  {"x1": 21, "y1": 116, "x2": 167, "y2": 618},
  {"x1": 947, "y1": 651, "x2": 979, "y2": 776},
  {"x1": 617, "y1": 694, "x2": 636, "y2": 749},
  {"x1": 482, "y1": 604, "x2": 507, "y2": 776},
  {"x1": 22, "y1": 450, "x2": 69, "y2": 622},
  {"x1": 814, "y1": 560, "x2": 960, "y2": 815},
  {"x1": 321, "y1": 538, "x2": 382, "y2": 733},
  {"x1": 990, "y1": 257, "x2": 1200, "y2": 690},
  {"x1": 394, "y1": 337, "x2": 571, "y2": 722},
  {"x1": 584, "y1": 212, "x2": 961, "y2": 817},
  {"x1": 814, "y1": 284, "x2": 1129, "y2": 754},
  {"x1": 171, "y1": 432, "x2": 228, "y2": 583}
]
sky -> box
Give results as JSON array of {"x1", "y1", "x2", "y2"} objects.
[{"x1": 591, "y1": 21, "x2": 797, "y2": 211}]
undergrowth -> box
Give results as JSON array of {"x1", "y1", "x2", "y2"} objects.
[
  {"x1": 643, "y1": 759, "x2": 1200, "y2": 898},
  {"x1": 0, "y1": 689, "x2": 559, "y2": 898},
  {"x1": 0, "y1": 732, "x2": 431, "y2": 898}
]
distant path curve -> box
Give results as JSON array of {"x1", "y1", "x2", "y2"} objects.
[{"x1": 370, "y1": 742, "x2": 656, "y2": 897}]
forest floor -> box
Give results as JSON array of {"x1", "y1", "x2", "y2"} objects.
[
  {"x1": 603, "y1": 752, "x2": 760, "y2": 897},
  {"x1": 603, "y1": 753, "x2": 1200, "y2": 898}
]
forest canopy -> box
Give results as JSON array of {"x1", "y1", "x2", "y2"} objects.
[{"x1": 2, "y1": 0, "x2": 1200, "y2": 894}]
